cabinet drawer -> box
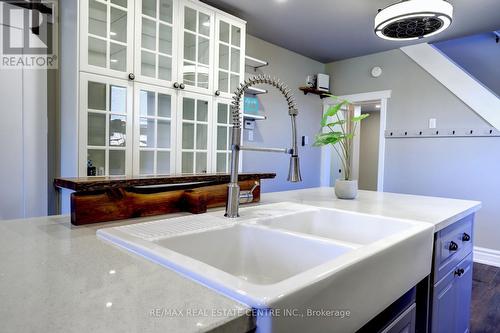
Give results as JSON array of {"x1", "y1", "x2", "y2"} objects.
[
  {"x1": 381, "y1": 303, "x2": 416, "y2": 333},
  {"x1": 433, "y1": 214, "x2": 473, "y2": 283}
]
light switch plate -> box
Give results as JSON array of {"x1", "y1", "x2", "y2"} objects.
[{"x1": 429, "y1": 118, "x2": 437, "y2": 129}]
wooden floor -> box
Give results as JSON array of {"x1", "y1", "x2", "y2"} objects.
[{"x1": 471, "y1": 263, "x2": 500, "y2": 333}]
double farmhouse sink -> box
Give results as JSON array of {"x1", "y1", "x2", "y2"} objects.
[{"x1": 98, "y1": 202, "x2": 434, "y2": 332}]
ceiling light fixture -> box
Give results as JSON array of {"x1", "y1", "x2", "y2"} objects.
[{"x1": 374, "y1": 0, "x2": 453, "y2": 41}]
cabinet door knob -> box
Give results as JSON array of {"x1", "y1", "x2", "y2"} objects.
[
  {"x1": 462, "y1": 233, "x2": 471, "y2": 242},
  {"x1": 128, "y1": 73, "x2": 135, "y2": 81},
  {"x1": 179, "y1": 83, "x2": 186, "y2": 90},
  {"x1": 173, "y1": 82, "x2": 180, "y2": 89},
  {"x1": 215, "y1": 90, "x2": 221, "y2": 96},
  {"x1": 454, "y1": 268, "x2": 464, "y2": 277},
  {"x1": 448, "y1": 241, "x2": 459, "y2": 251}
]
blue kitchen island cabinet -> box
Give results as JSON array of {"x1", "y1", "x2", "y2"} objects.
[{"x1": 430, "y1": 215, "x2": 474, "y2": 333}]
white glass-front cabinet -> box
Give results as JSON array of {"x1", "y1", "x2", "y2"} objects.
[
  {"x1": 79, "y1": 73, "x2": 134, "y2": 177},
  {"x1": 80, "y1": 0, "x2": 134, "y2": 79},
  {"x1": 75, "y1": 0, "x2": 246, "y2": 177},
  {"x1": 214, "y1": 15, "x2": 245, "y2": 99}
]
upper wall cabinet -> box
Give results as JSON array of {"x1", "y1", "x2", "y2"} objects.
[
  {"x1": 81, "y1": 0, "x2": 135, "y2": 79},
  {"x1": 214, "y1": 14, "x2": 245, "y2": 99},
  {"x1": 135, "y1": 0, "x2": 179, "y2": 87}
]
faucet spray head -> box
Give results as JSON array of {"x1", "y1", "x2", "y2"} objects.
[{"x1": 287, "y1": 155, "x2": 302, "y2": 182}]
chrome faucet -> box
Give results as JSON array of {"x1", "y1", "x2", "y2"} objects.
[{"x1": 225, "y1": 75, "x2": 302, "y2": 218}]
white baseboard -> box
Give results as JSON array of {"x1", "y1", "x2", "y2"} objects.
[{"x1": 474, "y1": 246, "x2": 500, "y2": 268}]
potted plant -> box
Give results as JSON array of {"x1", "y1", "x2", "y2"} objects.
[{"x1": 313, "y1": 96, "x2": 369, "y2": 199}]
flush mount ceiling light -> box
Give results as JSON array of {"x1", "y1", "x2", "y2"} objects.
[{"x1": 374, "y1": 0, "x2": 453, "y2": 41}]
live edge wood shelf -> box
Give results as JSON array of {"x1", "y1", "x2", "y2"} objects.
[{"x1": 55, "y1": 173, "x2": 276, "y2": 226}]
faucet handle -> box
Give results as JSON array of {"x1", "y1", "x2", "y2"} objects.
[{"x1": 239, "y1": 181, "x2": 259, "y2": 204}]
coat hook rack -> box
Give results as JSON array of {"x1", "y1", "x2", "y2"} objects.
[{"x1": 385, "y1": 128, "x2": 500, "y2": 138}]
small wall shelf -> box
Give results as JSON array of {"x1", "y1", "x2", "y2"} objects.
[
  {"x1": 243, "y1": 113, "x2": 267, "y2": 121},
  {"x1": 245, "y1": 55, "x2": 269, "y2": 71},
  {"x1": 245, "y1": 86, "x2": 268, "y2": 95},
  {"x1": 299, "y1": 86, "x2": 331, "y2": 99}
]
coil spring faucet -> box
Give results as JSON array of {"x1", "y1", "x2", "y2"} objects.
[{"x1": 225, "y1": 75, "x2": 302, "y2": 218}]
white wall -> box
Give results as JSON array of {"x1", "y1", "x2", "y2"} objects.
[
  {"x1": 243, "y1": 35, "x2": 325, "y2": 192},
  {"x1": 358, "y1": 111, "x2": 379, "y2": 191},
  {"x1": 326, "y1": 48, "x2": 500, "y2": 252},
  {"x1": 0, "y1": 3, "x2": 48, "y2": 219}
]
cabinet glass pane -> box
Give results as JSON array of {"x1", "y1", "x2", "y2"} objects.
[
  {"x1": 87, "y1": 149, "x2": 105, "y2": 176},
  {"x1": 230, "y1": 48, "x2": 240, "y2": 72},
  {"x1": 182, "y1": 123, "x2": 194, "y2": 149},
  {"x1": 142, "y1": 18, "x2": 157, "y2": 51},
  {"x1": 196, "y1": 100, "x2": 208, "y2": 121},
  {"x1": 109, "y1": 150, "x2": 125, "y2": 175},
  {"x1": 230, "y1": 74, "x2": 239, "y2": 94},
  {"x1": 110, "y1": 43, "x2": 127, "y2": 71},
  {"x1": 195, "y1": 152, "x2": 207, "y2": 173},
  {"x1": 158, "y1": 56, "x2": 172, "y2": 81},
  {"x1": 183, "y1": 98, "x2": 195, "y2": 120},
  {"x1": 184, "y1": 7, "x2": 196, "y2": 32},
  {"x1": 157, "y1": 151, "x2": 170, "y2": 174},
  {"x1": 217, "y1": 103, "x2": 228, "y2": 123},
  {"x1": 158, "y1": 94, "x2": 171, "y2": 117},
  {"x1": 111, "y1": 0, "x2": 127, "y2": 8},
  {"x1": 183, "y1": 62, "x2": 196, "y2": 86},
  {"x1": 110, "y1": 7, "x2": 127, "y2": 43},
  {"x1": 216, "y1": 152, "x2": 227, "y2": 173},
  {"x1": 199, "y1": 13, "x2": 210, "y2": 36},
  {"x1": 198, "y1": 70, "x2": 209, "y2": 89},
  {"x1": 142, "y1": 0, "x2": 157, "y2": 18},
  {"x1": 157, "y1": 120, "x2": 171, "y2": 148},
  {"x1": 140, "y1": 118, "x2": 156, "y2": 147},
  {"x1": 159, "y1": 24, "x2": 172, "y2": 55},
  {"x1": 140, "y1": 151, "x2": 154, "y2": 174},
  {"x1": 217, "y1": 126, "x2": 227, "y2": 150},
  {"x1": 88, "y1": 82, "x2": 106, "y2": 110},
  {"x1": 182, "y1": 152, "x2": 194, "y2": 173},
  {"x1": 219, "y1": 44, "x2": 229, "y2": 70},
  {"x1": 109, "y1": 115, "x2": 126, "y2": 147},
  {"x1": 88, "y1": 113, "x2": 106, "y2": 146},
  {"x1": 89, "y1": 0, "x2": 107, "y2": 38},
  {"x1": 183, "y1": 32, "x2": 196, "y2": 61},
  {"x1": 88, "y1": 37, "x2": 107, "y2": 68},
  {"x1": 219, "y1": 21, "x2": 229, "y2": 43},
  {"x1": 218, "y1": 71, "x2": 228, "y2": 93},
  {"x1": 140, "y1": 90, "x2": 155, "y2": 116},
  {"x1": 159, "y1": 0, "x2": 173, "y2": 23},
  {"x1": 141, "y1": 51, "x2": 156, "y2": 77},
  {"x1": 231, "y1": 25, "x2": 241, "y2": 47},
  {"x1": 196, "y1": 124, "x2": 207, "y2": 149},
  {"x1": 198, "y1": 36, "x2": 209, "y2": 65},
  {"x1": 110, "y1": 85, "x2": 126, "y2": 114}
]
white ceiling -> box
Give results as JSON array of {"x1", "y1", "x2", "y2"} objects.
[{"x1": 201, "y1": 0, "x2": 500, "y2": 63}]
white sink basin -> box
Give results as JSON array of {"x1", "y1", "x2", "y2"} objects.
[
  {"x1": 98, "y1": 202, "x2": 434, "y2": 333},
  {"x1": 255, "y1": 208, "x2": 411, "y2": 245}
]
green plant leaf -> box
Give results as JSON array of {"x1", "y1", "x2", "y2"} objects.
[
  {"x1": 325, "y1": 120, "x2": 346, "y2": 127},
  {"x1": 320, "y1": 100, "x2": 349, "y2": 127},
  {"x1": 352, "y1": 114, "x2": 370, "y2": 122}
]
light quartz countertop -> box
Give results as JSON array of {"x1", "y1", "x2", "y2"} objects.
[{"x1": 0, "y1": 187, "x2": 481, "y2": 333}]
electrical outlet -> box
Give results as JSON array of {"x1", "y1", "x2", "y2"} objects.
[
  {"x1": 429, "y1": 118, "x2": 437, "y2": 129},
  {"x1": 248, "y1": 130, "x2": 254, "y2": 141}
]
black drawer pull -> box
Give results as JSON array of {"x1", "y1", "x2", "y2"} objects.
[
  {"x1": 462, "y1": 233, "x2": 471, "y2": 242},
  {"x1": 448, "y1": 241, "x2": 459, "y2": 251},
  {"x1": 454, "y1": 268, "x2": 465, "y2": 277}
]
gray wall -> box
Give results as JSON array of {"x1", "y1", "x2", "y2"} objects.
[
  {"x1": 243, "y1": 35, "x2": 325, "y2": 192},
  {"x1": 326, "y1": 48, "x2": 500, "y2": 251},
  {"x1": 358, "y1": 111, "x2": 380, "y2": 191},
  {"x1": 434, "y1": 33, "x2": 500, "y2": 97}
]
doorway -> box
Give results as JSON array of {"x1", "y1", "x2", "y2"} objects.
[{"x1": 320, "y1": 90, "x2": 391, "y2": 192}]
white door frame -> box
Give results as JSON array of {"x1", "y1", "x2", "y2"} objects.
[{"x1": 320, "y1": 90, "x2": 391, "y2": 191}]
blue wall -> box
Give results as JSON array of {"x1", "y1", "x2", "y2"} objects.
[{"x1": 433, "y1": 33, "x2": 500, "y2": 97}]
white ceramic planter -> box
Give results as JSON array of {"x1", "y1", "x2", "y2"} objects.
[{"x1": 335, "y1": 179, "x2": 358, "y2": 199}]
